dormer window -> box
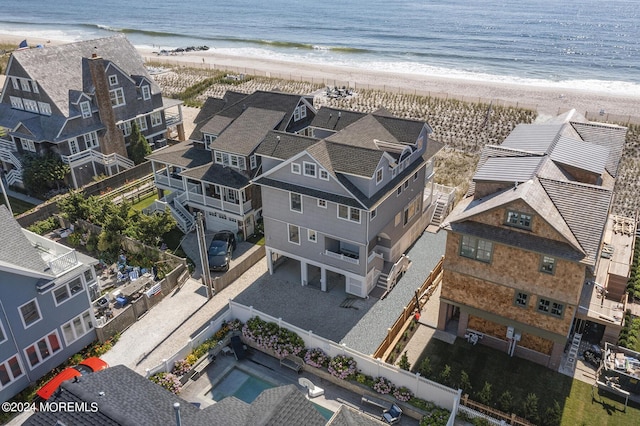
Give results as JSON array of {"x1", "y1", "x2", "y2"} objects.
[
  {"x1": 319, "y1": 169, "x2": 329, "y2": 180},
  {"x1": 80, "y1": 101, "x2": 92, "y2": 118},
  {"x1": 141, "y1": 85, "x2": 151, "y2": 100},
  {"x1": 108, "y1": 75, "x2": 118, "y2": 86},
  {"x1": 204, "y1": 134, "x2": 217, "y2": 150},
  {"x1": 20, "y1": 79, "x2": 31, "y2": 92},
  {"x1": 506, "y1": 210, "x2": 532, "y2": 230},
  {"x1": 293, "y1": 105, "x2": 307, "y2": 121},
  {"x1": 303, "y1": 162, "x2": 316, "y2": 177},
  {"x1": 376, "y1": 168, "x2": 383, "y2": 185}
]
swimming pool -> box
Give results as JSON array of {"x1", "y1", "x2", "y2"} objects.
[
  {"x1": 207, "y1": 367, "x2": 275, "y2": 404},
  {"x1": 207, "y1": 367, "x2": 335, "y2": 419}
]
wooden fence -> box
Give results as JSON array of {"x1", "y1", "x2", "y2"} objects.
[
  {"x1": 372, "y1": 256, "x2": 444, "y2": 359},
  {"x1": 460, "y1": 394, "x2": 534, "y2": 426}
]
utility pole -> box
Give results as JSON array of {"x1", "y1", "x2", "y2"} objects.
[{"x1": 195, "y1": 212, "x2": 213, "y2": 299}]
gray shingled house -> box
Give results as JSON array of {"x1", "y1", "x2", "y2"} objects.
[
  {"x1": 253, "y1": 108, "x2": 442, "y2": 298},
  {"x1": 23, "y1": 364, "x2": 385, "y2": 425},
  {"x1": 145, "y1": 90, "x2": 315, "y2": 235},
  {"x1": 0, "y1": 34, "x2": 184, "y2": 189},
  {"x1": 0, "y1": 205, "x2": 99, "y2": 403},
  {"x1": 438, "y1": 110, "x2": 628, "y2": 370}
]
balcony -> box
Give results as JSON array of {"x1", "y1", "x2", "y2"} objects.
[
  {"x1": 29, "y1": 233, "x2": 81, "y2": 276},
  {"x1": 325, "y1": 249, "x2": 360, "y2": 265},
  {"x1": 154, "y1": 172, "x2": 185, "y2": 191}
]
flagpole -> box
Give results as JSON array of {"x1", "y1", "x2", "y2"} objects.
[{"x1": 0, "y1": 174, "x2": 13, "y2": 216}]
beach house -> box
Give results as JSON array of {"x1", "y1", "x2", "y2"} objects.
[
  {"x1": 145, "y1": 90, "x2": 315, "y2": 235},
  {"x1": 0, "y1": 205, "x2": 99, "y2": 403},
  {"x1": 253, "y1": 108, "x2": 442, "y2": 298},
  {"x1": 0, "y1": 34, "x2": 184, "y2": 189},
  {"x1": 437, "y1": 110, "x2": 629, "y2": 370}
]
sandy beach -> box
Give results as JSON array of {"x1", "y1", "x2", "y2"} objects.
[{"x1": 3, "y1": 34, "x2": 640, "y2": 120}]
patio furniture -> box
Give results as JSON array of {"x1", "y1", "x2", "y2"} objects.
[
  {"x1": 115, "y1": 296, "x2": 128, "y2": 308},
  {"x1": 298, "y1": 377, "x2": 324, "y2": 398},
  {"x1": 231, "y1": 336, "x2": 247, "y2": 360},
  {"x1": 280, "y1": 354, "x2": 304, "y2": 374},
  {"x1": 382, "y1": 404, "x2": 403, "y2": 424}
]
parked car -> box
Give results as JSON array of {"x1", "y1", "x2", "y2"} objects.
[
  {"x1": 208, "y1": 231, "x2": 237, "y2": 272},
  {"x1": 35, "y1": 357, "x2": 108, "y2": 402}
]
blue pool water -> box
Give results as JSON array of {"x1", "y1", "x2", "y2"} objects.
[
  {"x1": 208, "y1": 368, "x2": 275, "y2": 404},
  {"x1": 207, "y1": 367, "x2": 335, "y2": 419}
]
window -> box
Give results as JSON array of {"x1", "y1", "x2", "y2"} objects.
[
  {"x1": 10, "y1": 96, "x2": 24, "y2": 110},
  {"x1": 288, "y1": 224, "x2": 300, "y2": 245},
  {"x1": 214, "y1": 152, "x2": 245, "y2": 169},
  {"x1": 31, "y1": 81, "x2": 39, "y2": 93},
  {"x1": 319, "y1": 169, "x2": 329, "y2": 180},
  {"x1": 250, "y1": 155, "x2": 257, "y2": 170},
  {"x1": 109, "y1": 88, "x2": 125, "y2": 107},
  {"x1": 403, "y1": 196, "x2": 420, "y2": 225},
  {"x1": 338, "y1": 205, "x2": 361, "y2": 223},
  {"x1": 20, "y1": 78, "x2": 31, "y2": 92},
  {"x1": 119, "y1": 121, "x2": 132, "y2": 136},
  {"x1": 84, "y1": 269, "x2": 94, "y2": 283},
  {"x1": 19, "y1": 300, "x2": 41, "y2": 328},
  {"x1": 21, "y1": 139, "x2": 36, "y2": 153},
  {"x1": 61, "y1": 311, "x2": 93, "y2": 345},
  {"x1": 11, "y1": 77, "x2": 19, "y2": 90},
  {"x1": 38, "y1": 102, "x2": 51, "y2": 115},
  {"x1": 308, "y1": 229, "x2": 317, "y2": 243},
  {"x1": 506, "y1": 210, "x2": 532, "y2": 230},
  {"x1": 371, "y1": 208, "x2": 377, "y2": 220},
  {"x1": 318, "y1": 199, "x2": 327, "y2": 208},
  {"x1": 108, "y1": 75, "x2": 118, "y2": 86},
  {"x1": 69, "y1": 138, "x2": 79, "y2": 155},
  {"x1": 397, "y1": 186, "x2": 402, "y2": 196},
  {"x1": 303, "y1": 162, "x2": 316, "y2": 177},
  {"x1": 85, "y1": 132, "x2": 99, "y2": 149},
  {"x1": 0, "y1": 356, "x2": 24, "y2": 388},
  {"x1": 290, "y1": 193, "x2": 302, "y2": 213},
  {"x1": 291, "y1": 163, "x2": 301, "y2": 174},
  {"x1": 514, "y1": 291, "x2": 528, "y2": 307},
  {"x1": 413, "y1": 171, "x2": 419, "y2": 181},
  {"x1": 52, "y1": 277, "x2": 84, "y2": 306},
  {"x1": 293, "y1": 104, "x2": 307, "y2": 121},
  {"x1": 24, "y1": 332, "x2": 61, "y2": 368},
  {"x1": 23, "y1": 99, "x2": 38, "y2": 113},
  {"x1": 135, "y1": 116, "x2": 148, "y2": 131},
  {"x1": 460, "y1": 235, "x2": 493, "y2": 263},
  {"x1": 151, "y1": 111, "x2": 162, "y2": 127},
  {"x1": 404, "y1": 180, "x2": 409, "y2": 190},
  {"x1": 80, "y1": 101, "x2": 92, "y2": 118},
  {"x1": 141, "y1": 85, "x2": 151, "y2": 100},
  {"x1": 537, "y1": 298, "x2": 564, "y2": 318},
  {"x1": 540, "y1": 256, "x2": 555, "y2": 274},
  {"x1": 376, "y1": 168, "x2": 383, "y2": 185}
]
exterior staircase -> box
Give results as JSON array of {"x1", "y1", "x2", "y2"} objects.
[
  {"x1": 376, "y1": 272, "x2": 390, "y2": 290},
  {"x1": 566, "y1": 333, "x2": 582, "y2": 371},
  {"x1": 430, "y1": 198, "x2": 448, "y2": 227}
]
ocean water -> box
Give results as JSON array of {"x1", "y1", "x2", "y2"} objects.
[{"x1": 2, "y1": 0, "x2": 639, "y2": 94}]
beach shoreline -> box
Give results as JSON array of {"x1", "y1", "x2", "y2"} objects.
[{"x1": 3, "y1": 33, "x2": 640, "y2": 120}]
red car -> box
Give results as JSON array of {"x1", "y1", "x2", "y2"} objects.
[{"x1": 35, "y1": 357, "x2": 108, "y2": 401}]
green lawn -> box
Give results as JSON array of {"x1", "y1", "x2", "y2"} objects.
[
  {"x1": 130, "y1": 192, "x2": 158, "y2": 212},
  {"x1": 0, "y1": 195, "x2": 36, "y2": 215},
  {"x1": 414, "y1": 339, "x2": 640, "y2": 425}
]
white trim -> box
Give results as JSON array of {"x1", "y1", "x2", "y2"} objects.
[
  {"x1": 319, "y1": 169, "x2": 329, "y2": 180},
  {"x1": 61, "y1": 310, "x2": 93, "y2": 346},
  {"x1": 290, "y1": 192, "x2": 303, "y2": 213},
  {"x1": 18, "y1": 299, "x2": 42, "y2": 329},
  {"x1": 303, "y1": 161, "x2": 317, "y2": 178},
  {"x1": 108, "y1": 74, "x2": 118, "y2": 86},
  {"x1": 337, "y1": 204, "x2": 361, "y2": 224},
  {"x1": 291, "y1": 163, "x2": 301, "y2": 174},
  {"x1": 141, "y1": 85, "x2": 151, "y2": 100},
  {"x1": 317, "y1": 199, "x2": 327, "y2": 208},
  {"x1": 0, "y1": 320, "x2": 6, "y2": 344},
  {"x1": 23, "y1": 330, "x2": 62, "y2": 370},
  {"x1": 250, "y1": 155, "x2": 257, "y2": 170},
  {"x1": 109, "y1": 88, "x2": 125, "y2": 107},
  {"x1": 371, "y1": 208, "x2": 377, "y2": 221},
  {"x1": 308, "y1": 229, "x2": 317, "y2": 243},
  {"x1": 80, "y1": 101, "x2": 92, "y2": 118},
  {"x1": 375, "y1": 168, "x2": 383, "y2": 185},
  {"x1": 52, "y1": 276, "x2": 85, "y2": 307},
  {"x1": 287, "y1": 223, "x2": 301, "y2": 245},
  {"x1": 0, "y1": 354, "x2": 25, "y2": 389}
]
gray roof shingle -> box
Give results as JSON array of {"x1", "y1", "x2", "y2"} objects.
[
  {"x1": 500, "y1": 124, "x2": 563, "y2": 153},
  {"x1": 311, "y1": 107, "x2": 366, "y2": 132},
  {"x1": 256, "y1": 131, "x2": 319, "y2": 160},
  {"x1": 213, "y1": 107, "x2": 285, "y2": 156},
  {"x1": 181, "y1": 163, "x2": 251, "y2": 189},
  {"x1": 145, "y1": 142, "x2": 212, "y2": 168},
  {"x1": 0, "y1": 205, "x2": 52, "y2": 276}
]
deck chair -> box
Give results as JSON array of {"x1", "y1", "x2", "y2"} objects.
[
  {"x1": 382, "y1": 404, "x2": 403, "y2": 424},
  {"x1": 230, "y1": 335, "x2": 247, "y2": 360}
]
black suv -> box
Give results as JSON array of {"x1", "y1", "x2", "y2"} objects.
[{"x1": 207, "y1": 231, "x2": 237, "y2": 272}]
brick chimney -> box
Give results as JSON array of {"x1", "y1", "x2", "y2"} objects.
[{"x1": 88, "y1": 52, "x2": 128, "y2": 158}]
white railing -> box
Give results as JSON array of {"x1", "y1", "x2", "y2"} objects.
[
  {"x1": 0, "y1": 138, "x2": 16, "y2": 152},
  {"x1": 385, "y1": 254, "x2": 411, "y2": 291},
  {"x1": 49, "y1": 250, "x2": 79, "y2": 275},
  {"x1": 367, "y1": 251, "x2": 383, "y2": 264},
  {"x1": 62, "y1": 149, "x2": 134, "y2": 169},
  {"x1": 424, "y1": 159, "x2": 434, "y2": 179},
  {"x1": 0, "y1": 149, "x2": 22, "y2": 170},
  {"x1": 325, "y1": 250, "x2": 360, "y2": 265},
  {"x1": 6, "y1": 169, "x2": 22, "y2": 186},
  {"x1": 457, "y1": 406, "x2": 503, "y2": 426},
  {"x1": 165, "y1": 112, "x2": 182, "y2": 127}
]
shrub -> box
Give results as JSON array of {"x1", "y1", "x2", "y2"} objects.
[
  {"x1": 150, "y1": 372, "x2": 182, "y2": 394},
  {"x1": 419, "y1": 406, "x2": 451, "y2": 426},
  {"x1": 171, "y1": 359, "x2": 192, "y2": 377},
  {"x1": 304, "y1": 348, "x2": 330, "y2": 368},
  {"x1": 541, "y1": 400, "x2": 562, "y2": 426},
  {"x1": 458, "y1": 370, "x2": 472, "y2": 394},
  {"x1": 393, "y1": 386, "x2": 414, "y2": 402},
  {"x1": 476, "y1": 381, "x2": 492, "y2": 406},
  {"x1": 498, "y1": 390, "x2": 513, "y2": 413},
  {"x1": 522, "y1": 393, "x2": 539, "y2": 424},
  {"x1": 373, "y1": 376, "x2": 394, "y2": 395},
  {"x1": 418, "y1": 356, "x2": 432, "y2": 377},
  {"x1": 398, "y1": 351, "x2": 411, "y2": 371},
  {"x1": 27, "y1": 217, "x2": 59, "y2": 235},
  {"x1": 438, "y1": 364, "x2": 452, "y2": 386},
  {"x1": 242, "y1": 316, "x2": 305, "y2": 358},
  {"x1": 328, "y1": 355, "x2": 357, "y2": 380}
]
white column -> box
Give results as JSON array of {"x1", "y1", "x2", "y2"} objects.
[
  {"x1": 266, "y1": 248, "x2": 274, "y2": 275},
  {"x1": 301, "y1": 261, "x2": 308, "y2": 286},
  {"x1": 321, "y1": 267, "x2": 327, "y2": 292}
]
